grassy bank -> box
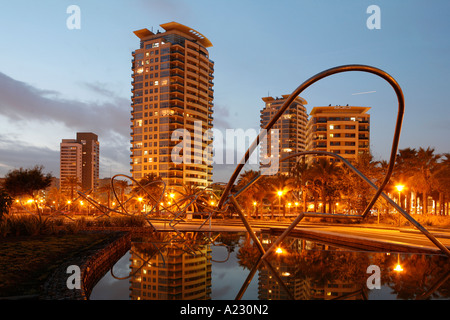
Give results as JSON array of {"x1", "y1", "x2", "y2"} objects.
[
  {"x1": 0, "y1": 233, "x2": 114, "y2": 297},
  {"x1": 0, "y1": 214, "x2": 144, "y2": 298}
]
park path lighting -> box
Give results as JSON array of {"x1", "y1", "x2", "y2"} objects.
[
  {"x1": 137, "y1": 197, "x2": 143, "y2": 213},
  {"x1": 277, "y1": 190, "x2": 283, "y2": 217},
  {"x1": 396, "y1": 185, "x2": 404, "y2": 227}
]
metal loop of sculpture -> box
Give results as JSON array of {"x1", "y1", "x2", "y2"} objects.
[{"x1": 216, "y1": 64, "x2": 450, "y2": 258}]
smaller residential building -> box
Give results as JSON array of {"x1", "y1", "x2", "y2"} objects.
[{"x1": 306, "y1": 106, "x2": 370, "y2": 162}]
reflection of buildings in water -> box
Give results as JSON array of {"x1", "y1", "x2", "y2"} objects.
[
  {"x1": 310, "y1": 281, "x2": 360, "y2": 300},
  {"x1": 129, "y1": 242, "x2": 212, "y2": 300},
  {"x1": 258, "y1": 235, "x2": 364, "y2": 300}
]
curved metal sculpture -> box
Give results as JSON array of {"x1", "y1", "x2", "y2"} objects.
[
  {"x1": 217, "y1": 64, "x2": 450, "y2": 258},
  {"x1": 218, "y1": 64, "x2": 404, "y2": 211}
]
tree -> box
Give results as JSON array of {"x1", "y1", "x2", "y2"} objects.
[
  {"x1": 394, "y1": 148, "x2": 419, "y2": 214},
  {"x1": 3, "y1": 165, "x2": 53, "y2": 219},
  {"x1": 341, "y1": 152, "x2": 382, "y2": 215},
  {"x1": 236, "y1": 170, "x2": 265, "y2": 218},
  {"x1": 266, "y1": 173, "x2": 296, "y2": 218},
  {"x1": 434, "y1": 154, "x2": 450, "y2": 215},
  {"x1": 63, "y1": 176, "x2": 80, "y2": 201},
  {"x1": 0, "y1": 189, "x2": 13, "y2": 221},
  {"x1": 113, "y1": 179, "x2": 129, "y2": 211},
  {"x1": 411, "y1": 147, "x2": 441, "y2": 215},
  {"x1": 290, "y1": 158, "x2": 311, "y2": 213},
  {"x1": 133, "y1": 173, "x2": 164, "y2": 214},
  {"x1": 308, "y1": 158, "x2": 342, "y2": 213}
]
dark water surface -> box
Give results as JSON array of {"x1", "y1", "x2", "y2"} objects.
[{"x1": 90, "y1": 231, "x2": 450, "y2": 300}]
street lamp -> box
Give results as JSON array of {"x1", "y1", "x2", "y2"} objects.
[
  {"x1": 396, "y1": 185, "x2": 404, "y2": 227},
  {"x1": 277, "y1": 190, "x2": 283, "y2": 217},
  {"x1": 396, "y1": 185, "x2": 404, "y2": 208}
]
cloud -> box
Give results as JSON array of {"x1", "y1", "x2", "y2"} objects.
[
  {"x1": 212, "y1": 104, "x2": 233, "y2": 130},
  {"x1": 0, "y1": 72, "x2": 130, "y2": 139},
  {"x1": 0, "y1": 134, "x2": 59, "y2": 177}
]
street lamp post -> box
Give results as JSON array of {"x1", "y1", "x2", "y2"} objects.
[
  {"x1": 138, "y1": 197, "x2": 143, "y2": 213},
  {"x1": 277, "y1": 190, "x2": 283, "y2": 218},
  {"x1": 396, "y1": 185, "x2": 404, "y2": 227}
]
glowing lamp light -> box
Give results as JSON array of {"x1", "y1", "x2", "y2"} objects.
[
  {"x1": 394, "y1": 264, "x2": 403, "y2": 272},
  {"x1": 138, "y1": 197, "x2": 143, "y2": 202},
  {"x1": 277, "y1": 190, "x2": 283, "y2": 197},
  {"x1": 396, "y1": 185, "x2": 404, "y2": 192},
  {"x1": 275, "y1": 247, "x2": 284, "y2": 254}
]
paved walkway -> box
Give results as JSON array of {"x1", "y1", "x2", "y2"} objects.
[{"x1": 150, "y1": 219, "x2": 450, "y2": 255}]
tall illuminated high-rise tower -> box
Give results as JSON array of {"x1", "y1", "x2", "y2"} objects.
[
  {"x1": 260, "y1": 95, "x2": 308, "y2": 175},
  {"x1": 130, "y1": 22, "x2": 214, "y2": 189}
]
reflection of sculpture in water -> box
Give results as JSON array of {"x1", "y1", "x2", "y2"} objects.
[{"x1": 236, "y1": 233, "x2": 450, "y2": 300}]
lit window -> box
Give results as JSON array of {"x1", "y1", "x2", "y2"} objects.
[{"x1": 329, "y1": 125, "x2": 334, "y2": 130}]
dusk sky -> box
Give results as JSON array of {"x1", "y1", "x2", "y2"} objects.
[{"x1": 0, "y1": 0, "x2": 449, "y2": 183}]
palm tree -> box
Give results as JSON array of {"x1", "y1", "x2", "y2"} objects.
[
  {"x1": 434, "y1": 154, "x2": 450, "y2": 215},
  {"x1": 289, "y1": 158, "x2": 311, "y2": 213},
  {"x1": 114, "y1": 179, "x2": 129, "y2": 210},
  {"x1": 411, "y1": 147, "x2": 441, "y2": 215},
  {"x1": 394, "y1": 148, "x2": 419, "y2": 214},
  {"x1": 133, "y1": 173, "x2": 164, "y2": 214},
  {"x1": 308, "y1": 158, "x2": 342, "y2": 213},
  {"x1": 47, "y1": 187, "x2": 66, "y2": 211},
  {"x1": 267, "y1": 173, "x2": 296, "y2": 218},
  {"x1": 236, "y1": 170, "x2": 263, "y2": 218},
  {"x1": 63, "y1": 176, "x2": 80, "y2": 201}
]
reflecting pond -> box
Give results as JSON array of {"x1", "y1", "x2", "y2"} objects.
[{"x1": 90, "y1": 231, "x2": 450, "y2": 300}]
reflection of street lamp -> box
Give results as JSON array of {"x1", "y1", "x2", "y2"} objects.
[{"x1": 394, "y1": 254, "x2": 403, "y2": 272}]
